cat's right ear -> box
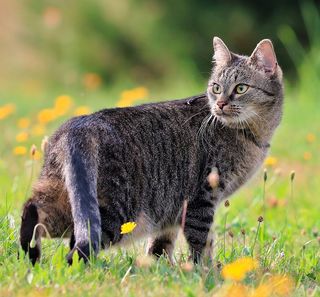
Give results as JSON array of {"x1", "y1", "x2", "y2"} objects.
[{"x1": 213, "y1": 37, "x2": 232, "y2": 66}]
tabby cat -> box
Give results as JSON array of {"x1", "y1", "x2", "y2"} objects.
[{"x1": 20, "y1": 37, "x2": 283, "y2": 265}]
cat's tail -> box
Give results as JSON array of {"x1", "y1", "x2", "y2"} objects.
[{"x1": 63, "y1": 129, "x2": 101, "y2": 264}]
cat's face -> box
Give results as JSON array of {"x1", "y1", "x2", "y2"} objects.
[{"x1": 207, "y1": 37, "x2": 283, "y2": 128}]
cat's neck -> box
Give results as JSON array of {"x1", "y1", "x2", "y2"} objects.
[{"x1": 243, "y1": 104, "x2": 282, "y2": 147}]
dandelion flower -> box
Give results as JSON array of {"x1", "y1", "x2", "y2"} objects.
[
  {"x1": 303, "y1": 151, "x2": 312, "y2": 161},
  {"x1": 264, "y1": 156, "x2": 277, "y2": 167},
  {"x1": 0, "y1": 104, "x2": 15, "y2": 120},
  {"x1": 120, "y1": 222, "x2": 137, "y2": 234},
  {"x1": 13, "y1": 146, "x2": 27, "y2": 156},
  {"x1": 31, "y1": 124, "x2": 46, "y2": 136},
  {"x1": 267, "y1": 275, "x2": 294, "y2": 296},
  {"x1": 251, "y1": 284, "x2": 272, "y2": 297},
  {"x1": 74, "y1": 106, "x2": 91, "y2": 116},
  {"x1": 83, "y1": 73, "x2": 102, "y2": 90},
  {"x1": 16, "y1": 132, "x2": 29, "y2": 143},
  {"x1": 17, "y1": 117, "x2": 31, "y2": 129},
  {"x1": 54, "y1": 95, "x2": 73, "y2": 116},
  {"x1": 225, "y1": 284, "x2": 248, "y2": 297},
  {"x1": 222, "y1": 257, "x2": 258, "y2": 281},
  {"x1": 117, "y1": 87, "x2": 149, "y2": 107},
  {"x1": 37, "y1": 108, "x2": 56, "y2": 124},
  {"x1": 306, "y1": 133, "x2": 316, "y2": 143}
]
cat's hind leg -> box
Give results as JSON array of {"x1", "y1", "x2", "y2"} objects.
[
  {"x1": 20, "y1": 201, "x2": 41, "y2": 265},
  {"x1": 147, "y1": 229, "x2": 178, "y2": 263},
  {"x1": 20, "y1": 179, "x2": 72, "y2": 265}
]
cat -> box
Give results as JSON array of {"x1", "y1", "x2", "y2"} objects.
[{"x1": 20, "y1": 37, "x2": 283, "y2": 265}]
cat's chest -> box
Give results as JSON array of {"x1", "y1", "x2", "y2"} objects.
[{"x1": 207, "y1": 141, "x2": 267, "y2": 198}]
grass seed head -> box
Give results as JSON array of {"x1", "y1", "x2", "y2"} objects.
[
  {"x1": 263, "y1": 168, "x2": 268, "y2": 182},
  {"x1": 290, "y1": 170, "x2": 295, "y2": 181},
  {"x1": 41, "y1": 136, "x2": 49, "y2": 152},
  {"x1": 312, "y1": 228, "x2": 318, "y2": 237},
  {"x1": 30, "y1": 144, "x2": 37, "y2": 157}
]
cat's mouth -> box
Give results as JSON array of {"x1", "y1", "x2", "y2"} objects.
[{"x1": 212, "y1": 106, "x2": 243, "y2": 125}]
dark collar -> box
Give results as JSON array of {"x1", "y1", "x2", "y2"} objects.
[
  {"x1": 240, "y1": 128, "x2": 270, "y2": 149},
  {"x1": 186, "y1": 94, "x2": 207, "y2": 105}
]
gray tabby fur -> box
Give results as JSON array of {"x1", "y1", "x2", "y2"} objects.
[{"x1": 20, "y1": 37, "x2": 283, "y2": 265}]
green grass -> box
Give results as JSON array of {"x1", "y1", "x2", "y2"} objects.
[{"x1": 0, "y1": 81, "x2": 319, "y2": 297}]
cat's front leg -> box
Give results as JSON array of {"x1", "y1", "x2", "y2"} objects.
[{"x1": 184, "y1": 194, "x2": 215, "y2": 264}]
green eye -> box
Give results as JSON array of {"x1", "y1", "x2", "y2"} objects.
[
  {"x1": 212, "y1": 83, "x2": 222, "y2": 94},
  {"x1": 235, "y1": 84, "x2": 249, "y2": 94}
]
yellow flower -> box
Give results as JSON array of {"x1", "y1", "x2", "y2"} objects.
[
  {"x1": 74, "y1": 106, "x2": 91, "y2": 116},
  {"x1": 120, "y1": 222, "x2": 137, "y2": 234},
  {"x1": 266, "y1": 275, "x2": 294, "y2": 296},
  {"x1": 31, "y1": 124, "x2": 46, "y2": 136},
  {"x1": 225, "y1": 284, "x2": 248, "y2": 297},
  {"x1": 250, "y1": 284, "x2": 272, "y2": 297},
  {"x1": 117, "y1": 87, "x2": 149, "y2": 107},
  {"x1": 83, "y1": 73, "x2": 102, "y2": 90},
  {"x1": 0, "y1": 104, "x2": 15, "y2": 120},
  {"x1": 54, "y1": 95, "x2": 73, "y2": 116},
  {"x1": 306, "y1": 133, "x2": 316, "y2": 143},
  {"x1": 303, "y1": 151, "x2": 312, "y2": 161},
  {"x1": 264, "y1": 156, "x2": 278, "y2": 167},
  {"x1": 37, "y1": 108, "x2": 56, "y2": 124},
  {"x1": 17, "y1": 117, "x2": 31, "y2": 129},
  {"x1": 16, "y1": 132, "x2": 29, "y2": 142},
  {"x1": 13, "y1": 146, "x2": 27, "y2": 156},
  {"x1": 249, "y1": 275, "x2": 294, "y2": 297},
  {"x1": 222, "y1": 257, "x2": 258, "y2": 281}
]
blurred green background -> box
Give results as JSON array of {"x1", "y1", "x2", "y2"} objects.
[{"x1": 0, "y1": 0, "x2": 319, "y2": 100}]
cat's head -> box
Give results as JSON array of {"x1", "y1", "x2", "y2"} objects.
[{"x1": 207, "y1": 37, "x2": 283, "y2": 129}]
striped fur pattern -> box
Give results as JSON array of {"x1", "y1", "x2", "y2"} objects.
[{"x1": 20, "y1": 37, "x2": 283, "y2": 264}]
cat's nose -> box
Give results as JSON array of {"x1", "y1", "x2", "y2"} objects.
[{"x1": 216, "y1": 100, "x2": 228, "y2": 110}]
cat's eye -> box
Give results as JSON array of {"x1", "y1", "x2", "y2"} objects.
[
  {"x1": 212, "y1": 83, "x2": 222, "y2": 94},
  {"x1": 235, "y1": 84, "x2": 249, "y2": 94}
]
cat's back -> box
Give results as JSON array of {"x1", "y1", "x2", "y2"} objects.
[{"x1": 49, "y1": 95, "x2": 208, "y2": 146}]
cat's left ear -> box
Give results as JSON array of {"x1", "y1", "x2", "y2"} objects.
[{"x1": 250, "y1": 39, "x2": 277, "y2": 75}]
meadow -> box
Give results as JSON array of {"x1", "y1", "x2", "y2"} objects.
[{"x1": 1, "y1": 10, "x2": 320, "y2": 297}]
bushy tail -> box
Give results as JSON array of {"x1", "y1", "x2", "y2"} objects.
[{"x1": 63, "y1": 131, "x2": 101, "y2": 263}]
